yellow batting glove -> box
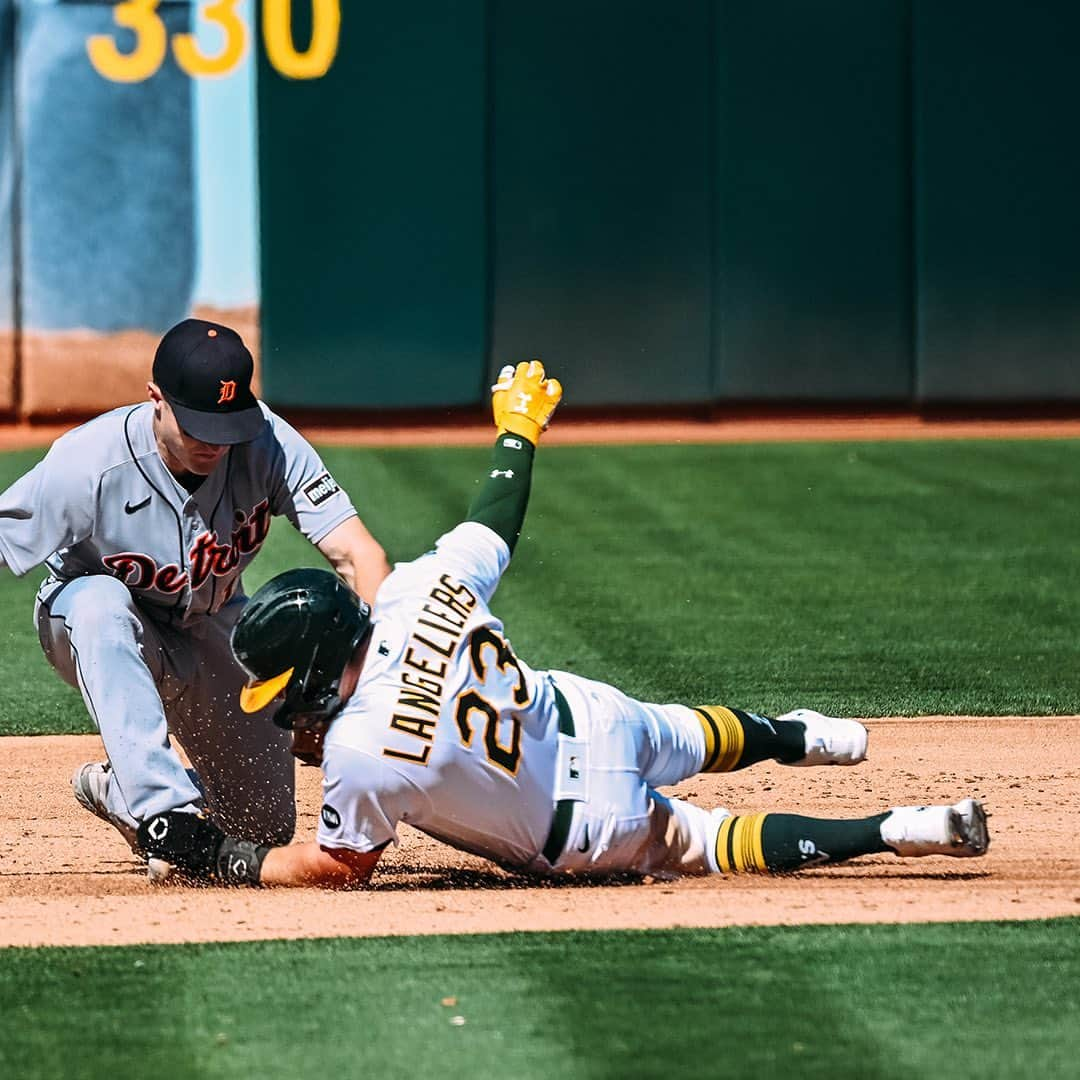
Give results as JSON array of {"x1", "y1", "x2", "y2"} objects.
[{"x1": 491, "y1": 360, "x2": 563, "y2": 442}]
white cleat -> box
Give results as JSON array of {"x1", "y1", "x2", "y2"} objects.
[
  {"x1": 778, "y1": 709, "x2": 869, "y2": 767},
  {"x1": 880, "y1": 798, "x2": 990, "y2": 858},
  {"x1": 71, "y1": 761, "x2": 140, "y2": 853}
]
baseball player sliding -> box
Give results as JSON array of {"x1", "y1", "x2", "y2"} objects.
[
  {"x1": 0, "y1": 318, "x2": 389, "y2": 848},
  {"x1": 135, "y1": 361, "x2": 989, "y2": 887}
]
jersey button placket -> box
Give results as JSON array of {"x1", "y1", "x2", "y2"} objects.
[{"x1": 184, "y1": 509, "x2": 206, "y2": 616}]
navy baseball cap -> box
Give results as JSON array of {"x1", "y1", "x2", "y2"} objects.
[{"x1": 153, "y1": 318, "x2": 266, "y2": 444}]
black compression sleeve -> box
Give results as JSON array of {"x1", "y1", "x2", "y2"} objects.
[{"x1": 465, "y1": 434, "x2": 536, "y2": 553}]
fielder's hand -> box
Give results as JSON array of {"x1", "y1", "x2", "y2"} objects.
[
  {"x1": 136, "y1": 810, "x2": 268, "y2": 887},
  {"x1": 491, "y1": 360, "x2": 563, "y2": 443}
]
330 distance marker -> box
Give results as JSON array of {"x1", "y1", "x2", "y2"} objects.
[{"x1": 88, "y1": 0, "x2": 340, "y2": 83}]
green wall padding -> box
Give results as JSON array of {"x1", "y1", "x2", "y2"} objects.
[
  {"x1": 255, "y1": 1, "x2": 1080, "y2": 410},
  {"x1": 713, "y1": 0, "x2": 912, "y2": 401},
  {"x1": 914, "y1": 1, "x2": 1080, "y2": 402},
  {"x1": 257, "y1": 2, "x2": 487, "y2": 408},
  {"x1": 489, "y1": 0, "x2": 712, "y2": 406}
]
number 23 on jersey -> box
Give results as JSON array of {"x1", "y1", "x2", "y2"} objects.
[{"x1": 454, "y1": 628, "x2": 529, "y2": 776}]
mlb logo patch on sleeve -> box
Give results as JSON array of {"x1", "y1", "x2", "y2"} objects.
[{"x1": 304, "y1": 473, "x2": 341, "y2": 506}]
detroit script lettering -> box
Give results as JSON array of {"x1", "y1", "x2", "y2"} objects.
[{"x1": 101, "y1": 500, "x2": 271, "y2": 593}]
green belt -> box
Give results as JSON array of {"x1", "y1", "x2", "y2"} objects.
[{"x1": 541, "y1": 686, "x2": 576, "y2": 865}]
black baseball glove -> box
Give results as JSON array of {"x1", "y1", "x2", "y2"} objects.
[{"x1": 136, "y1": 811, "x2": 269, "y2": 887}]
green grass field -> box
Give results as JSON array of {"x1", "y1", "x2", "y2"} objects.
[
  {"x1": 2, "y1": 437, "x2": 1078, "y2": 1077},
  {"x1": 1, "y1": 922, "x2": 1077, "y2": 1079},
  {"x1": 2, "y1": 438, "x2": 1078, "y2": 733}
]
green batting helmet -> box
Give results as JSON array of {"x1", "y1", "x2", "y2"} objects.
[{"x1": 231, "y1": 568, "x2": 372, "y2": 729}]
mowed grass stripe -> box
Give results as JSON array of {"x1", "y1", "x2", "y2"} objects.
[
  {"x1": 1, "y1": 438, "x2": 1078, "y2": 735},
  {"x1": 0, "y1": 920, "x2": 1077, "y2": 1080}
]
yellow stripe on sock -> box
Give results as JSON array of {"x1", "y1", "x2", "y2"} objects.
[
  {"x1": 714, "y1": 815, "x2": 736, "y2": 874},
  {"x1": 695, "y1": 706, "x2": 745, "y2": 772},
  {"x1": 694, "y1": 708, "x2": 720, "y2": 770},
  {"x1": 749, "y1": 812, "x2": 768, "y2": 873},
  {"x1": 732, "y1": 813, "x2": 770, "y2": 873}
]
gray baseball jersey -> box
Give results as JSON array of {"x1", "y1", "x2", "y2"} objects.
[
  {"x1": 0, "y1": 401, "x2": 355, "y2": 618},
  {"x1": 0, "y1": 401, "x2": 360, "y2": 841}
]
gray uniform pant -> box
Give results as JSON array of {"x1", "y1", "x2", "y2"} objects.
[{"x1": 36, "y1": 574, "x2": 295, "y2": 845}]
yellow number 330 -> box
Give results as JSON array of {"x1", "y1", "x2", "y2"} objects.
[{"x1": 87, "y1": 0, "x2": 340, "y2": 83}]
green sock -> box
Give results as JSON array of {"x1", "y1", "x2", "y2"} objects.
[
  {"x1": 761, "y1": 812, "x2": 890, "y2": 872},
  {"x1": 693, "y1": 707, "x2": 806, "y2": 771}
]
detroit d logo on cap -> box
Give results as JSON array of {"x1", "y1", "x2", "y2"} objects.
[{"x1": 218, "y1": 380, "x2": 237, "y2": 405}]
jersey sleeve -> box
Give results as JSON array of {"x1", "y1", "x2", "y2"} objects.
[
  {"x1": 433, "y1": 521, "x2": 511, "y2": 604},
  {"x1": 264, "y1": 409, "x2": 359, "y2": 544},
  {"x1": 317, "y1": 745, "x2": 428, "y2": 853},
  {"x1": 377, "y1": 522, "x2": 510, "y2": 610},
  {"x1": 0, "y1": 442, "x2": 96, "y2": 576}
]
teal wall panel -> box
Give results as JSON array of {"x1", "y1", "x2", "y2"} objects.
[
  {"x1": 713, "y1": 1, "x2": 912, "y2": 400},
  {"x1": 257, "y1": 2, "x2": 487, "y2": 408},
  {"x1": 490, "y1": 0, "x2": 712, "y2": 406},
  {"x1": 914, "y1": 1, "x2": 1080, "y2": 402},
  {"x1": 255, "y1": 1, "x2": 1080, "y2": 410}
]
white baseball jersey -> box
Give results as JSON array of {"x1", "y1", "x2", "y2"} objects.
[
  {"x1": 317, "y1": 522, "x2": 564, "y2": 867},
  {"x1": 0, "y1": 401, "x2": 356, "y2": 623}
]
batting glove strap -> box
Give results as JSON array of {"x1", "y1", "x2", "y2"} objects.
[{"x1": 491, "y1": 360, "x2": 563, "y2": 441}]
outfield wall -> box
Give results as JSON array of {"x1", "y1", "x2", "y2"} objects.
[
  {"x1": 2, "y1": 2, "x2": 1078, "y2": 418},
  {"x1": 257, "y1": 0, "x2": 1080, "y2": 411},
  {"x1": 0, "y1": 0, "x2": 15, "y2": 412},
  {"x1": 0, "y1": 0, "x2": 255, "y2": 420}
]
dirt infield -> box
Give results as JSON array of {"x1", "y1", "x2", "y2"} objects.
[
  {"x1": 2, "y1": 416, "x2": 1078, "y2": 948},
  {"x1": 1, "y1": 413, "x2": 1080, "y2": 452},
  {"x1": 1, "y1": 717, "x2": 1077, "y2": 948}
]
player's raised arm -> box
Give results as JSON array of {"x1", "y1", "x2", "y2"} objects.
[{"x1": 465, "y1": 361, "x2": 563, "y2": 555}]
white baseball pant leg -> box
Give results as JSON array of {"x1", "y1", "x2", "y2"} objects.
[{"x1": 543, "y1": 671, "x2": 725, "y2": 877}]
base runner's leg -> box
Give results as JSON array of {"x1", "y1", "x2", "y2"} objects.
[
  {"x1": 169, "y1": 599, "x2": 296, "y2": 846},
  {"x1": 706, "y1": 808, "x2": 889, "y2": 873},
  {"x1": 597, "y1": 696, "x2": 866, "y2": 789},
  {"x1": 691, "y1": 705, "x2": 868, "y2": 771},
  {"x1": 644, "y1": 798, "x2": 988, "y2": 877},
  {"x1": 36, "y1": 575, "x2": 203, "y2": 827}
]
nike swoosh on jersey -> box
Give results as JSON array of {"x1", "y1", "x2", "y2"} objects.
[{"x1": 124, "y1": 496, "x2": 152, "y2": 514}]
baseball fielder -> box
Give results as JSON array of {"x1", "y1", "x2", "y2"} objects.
[
  {"x1": 0, "y1": 318, "x2": 389, "y2": 847},
  {"x1": 135, "y1": 361, "x2": 989, "y2": 886}
]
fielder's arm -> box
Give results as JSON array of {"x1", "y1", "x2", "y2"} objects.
[
  {"x1": 466, "y1": 361, "x2": 562, "y2": 554},
  {"x1": 136, "y1": 811, "x2": 382, "y2": 888},
  {"x1": 316, "y1": 515, "x2": 391, "y2": 606}
]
